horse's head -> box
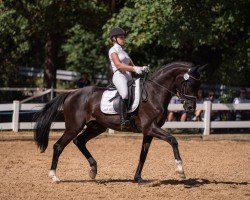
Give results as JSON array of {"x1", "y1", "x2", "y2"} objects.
[
  {"x1": 149, "y1": 62, "x2": 205, "y2": 113},
  {"x1": 175, "y1": 65, "x2": 204, "y2": 113}
]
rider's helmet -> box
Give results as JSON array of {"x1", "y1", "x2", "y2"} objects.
[{"x1": 109, "y1": 27, "x2": 126, "y2": 40}]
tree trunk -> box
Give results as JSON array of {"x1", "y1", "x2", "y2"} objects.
[
  {"x1": 43, "y1": 32, "x2": 60, "y2": 89},
  {"x1": 110, "y1": 0, "x2": 116, "y2": 13}
]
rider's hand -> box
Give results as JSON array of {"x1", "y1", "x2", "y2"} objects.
[
  {"x1": 133, "y1": 66, "x2": 143, "y2": 74},
  {"x1": 142, "y1": 66, "x2": 150, "y2": 73}
]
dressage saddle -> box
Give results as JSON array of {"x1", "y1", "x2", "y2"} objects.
[{"x1": 106, "y1": 79, "x2": 136, "y2": 114}]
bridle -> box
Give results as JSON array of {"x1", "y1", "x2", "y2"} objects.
[
  {"x1": 177, "y1": 71, "x2": 200, "y2": 101},
  {"x1": 142, "y1": 69, "x2": 199, "y2": 102}
]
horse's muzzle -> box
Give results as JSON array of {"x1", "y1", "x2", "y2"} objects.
[{"x1": 183, "y1": 100, "x2": 196, "y2": 113}]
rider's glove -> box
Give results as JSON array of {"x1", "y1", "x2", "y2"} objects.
[
  {"x1": 133, "y1": 66, "x2": 144, "y2": 74},
  {"x1": 142, "y1": 66, "x2": 150, "y2": 73}
]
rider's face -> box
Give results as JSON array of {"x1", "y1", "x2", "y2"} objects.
[{"x1": 116, "y1": 35, "x2": 125, "y2": 45}]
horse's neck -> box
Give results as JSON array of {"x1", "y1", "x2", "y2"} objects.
[
  {"x1": 149, "y1": 67, "x2": 186, "y2": 106},
  {"x1": 151, "y1": 68, "x2": 178, "y2": 92},
  {"x1": 147, "y1": 76, "x2": 173, "y2": 108}
]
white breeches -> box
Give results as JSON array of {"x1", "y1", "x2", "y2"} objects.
[{"x1": 112, "y1": 71, "x2": 132, "y2": 99}]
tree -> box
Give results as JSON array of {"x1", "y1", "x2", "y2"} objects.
[
  {"x1": 103, "y1": 0, "x2": 249, "y2": 86},
  {"x1": 62, "y1": 25, "x2": 108, "y2": 84},
  {"x1": 1, "y1": 0, "x2": 249, "y2": 91},
  {"x1": 1, "y1": 0, "x2": 109, "y2": 88},
  {"x1": 62, "y1": 0, "x2": 127, "y2": 84}
]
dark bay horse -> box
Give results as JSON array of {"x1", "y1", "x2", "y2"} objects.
[{"x1": 34, "y1": 62, "x2": 202, "y2": 183}]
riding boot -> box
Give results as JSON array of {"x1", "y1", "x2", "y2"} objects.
[{"x1": 120, "y1": 99, "x2": 130, "y2": 130}]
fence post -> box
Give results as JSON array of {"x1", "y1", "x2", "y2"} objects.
[
  {"x1": 203, "y1": 101, "x2": 211, "y2": 135},
  {"x1": 12, "y1": 100, "x2": 20, "y2": 132},
  {"x1": 50, "y1": 86, "x2": 54, "y2": 100}
]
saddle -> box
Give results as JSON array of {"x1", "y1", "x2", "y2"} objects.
[
  {"x1": 100, "y1": 79, "x2": 140, "y2": 115},
  {"x1": 107, "y1": 80, "x2": 135, "y2": 114}
]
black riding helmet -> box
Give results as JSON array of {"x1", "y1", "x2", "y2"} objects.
[{"x1": 109, "y1": 27, "x2": 126, "y2": 40}]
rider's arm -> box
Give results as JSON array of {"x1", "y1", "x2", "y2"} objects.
[{"x1": 111, "y1": 52, "x2": 135, "y2": 72}]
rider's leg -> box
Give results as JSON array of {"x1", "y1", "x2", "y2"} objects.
[
  {"x1": 119, "y1": 98, "x2": 130, "y2": 129},
  {"x1": 112, "y1": 71, "x2": 131, "y2": 129}
]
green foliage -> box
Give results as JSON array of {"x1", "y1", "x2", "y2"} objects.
[
  {"x1": 0, "y1": 6, "x2": 30, "y2": 87},
  {"x1": 104, "y1": 0, "x2": 249, "y2": 86},
  {"x1": 103, "y1": 0, "x2": 172, "y2": 48},
  {"x1": 219, "y1": 90, "x2": 235, "y2": 103},
  {"x1": 62, "y1": 24, "x2": 108, "y2": 82},
  {"x1": 0, "y1": 0, "x2": 109, "y2": 88},
  {"x1": 0, "y1": 0, "x2": 249, "y2": 92}
]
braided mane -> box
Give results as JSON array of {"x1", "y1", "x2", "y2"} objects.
[{"x1": 150, "y1": 62, "x2": 193, "y2": 79}]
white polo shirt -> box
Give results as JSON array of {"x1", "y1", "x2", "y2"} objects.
[
  {"x1": 233, "y1": 97, "x2": 250, "y2": 104},
  {"x1": 109, "y1": 43, "x2": 131, "y2": 73}
]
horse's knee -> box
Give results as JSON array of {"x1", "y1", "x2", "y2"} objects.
[
  {"x1": 73, "y1": 135, "x2": 85, "y2": 147},
  {"x1": 166, "y1": 135, "x2": 178, "y2": 146},
  {"x1": 53, "y1": 143, "x2": 63, "y2": 154}
]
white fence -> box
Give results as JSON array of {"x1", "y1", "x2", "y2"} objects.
[
  {"x1": 19, "y1": 67, "x2": 81, "y2": 81},
  {"x1": 163, "y1": 102, "x2": 250, "y2": 135},
  {"x1": 0, "y1": 101, "x2": 250, "y2": 135}
]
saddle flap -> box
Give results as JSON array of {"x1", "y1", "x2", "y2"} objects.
[{"x1": 101, "y1": 79, "x2": 140, "y2": 114}]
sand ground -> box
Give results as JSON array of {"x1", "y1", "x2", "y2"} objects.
[{"x1": 0, "y1": 131, "x2": 249, "y2": 200}]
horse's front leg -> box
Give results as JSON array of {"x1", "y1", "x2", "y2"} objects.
[
  {"x1": 150, "y1": 125, "x2": 186, "y2": 179},
  {"x1": 134, "y1": 135, "x2": 153, "y2": 183}
]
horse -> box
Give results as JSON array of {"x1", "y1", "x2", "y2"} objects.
[{"x1": 33, "y1": 61, "x2": 203, "y2": 183}]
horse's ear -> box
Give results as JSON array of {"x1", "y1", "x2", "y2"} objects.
[
  {"x1": 188, "y1": 66, "x2": 199, "y2": 74},
  {"x1": 198, "y1": 64, "x2": 208, "y2": 73}
]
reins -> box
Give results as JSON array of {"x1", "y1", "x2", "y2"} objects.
[
  {"x1": 147, "y1": 78, "x2": 176, "y2": 96},
  {"x1": 141, "y1": 68, "x2": 198, "y2": 102},
  {"x1": 140, "y1": 73, "x2": 178, "y2": 102},
  {"x1": 140, "y1": 72, "x2": 150, "y2": 102}
]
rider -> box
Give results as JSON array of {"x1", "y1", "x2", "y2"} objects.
[{"x1": 108, "y1": 27, "x2": 148, "y2": 130}]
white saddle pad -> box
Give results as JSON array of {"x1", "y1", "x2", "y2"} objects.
[{"x1": 101, "y1": 79, "x2": 140, "y2": 114}]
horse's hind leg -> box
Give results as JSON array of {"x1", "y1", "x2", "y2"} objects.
[
  {"x1": 73, "y1": 121, "x2": 107, "y2": 180},
  {"x1": 49, "y1": 129, "x2": 80, "y2": 183}
]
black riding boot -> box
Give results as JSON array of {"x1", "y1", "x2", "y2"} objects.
[{"x1": 120, "y1": 99, "x2": 130, "y2": 130}]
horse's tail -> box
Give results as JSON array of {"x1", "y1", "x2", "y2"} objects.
[{"x1": 33, "y1": 92, "x2": 70, "y2": 153}]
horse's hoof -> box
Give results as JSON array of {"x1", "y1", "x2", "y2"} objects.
[
  {"x1": 134, "y1": 177, "x2": 144, "y2": 184},
  {"x1": 89, "y1": 166, "x2": 97, "y2": 179},
  {"x1": 48, "y1": 170, "x2": 60, "y2": 183},
  {"x1": 49, "y1": 174, "x2": 60, "y2": 183},
  {"x1": 51, "y1": 176, "x2": 61, "y2": 183},
  {"x1": 176, "y1": 170, "x2": 186, "y2": 179}
]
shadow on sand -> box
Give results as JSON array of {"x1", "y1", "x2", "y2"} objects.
[
  {"x1": 161, "y1": 178, "x2": 249, "y2": 188},
  {"x1": 61, "y1": 178, "x2": 249, "y2": 187}
]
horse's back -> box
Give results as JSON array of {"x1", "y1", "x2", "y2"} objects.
[{"x1": 66, "y1": 86, "x2": 105, "y2": 101}]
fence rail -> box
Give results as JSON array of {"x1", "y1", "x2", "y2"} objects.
[
  {"x1": 19, "y1": 67, "x2": 80, "y2": 81},
  {"x1": 0, "y1": 101, "x2": 250, "y2": 135}
]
